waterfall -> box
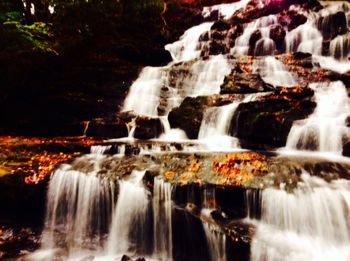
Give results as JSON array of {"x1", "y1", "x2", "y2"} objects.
[
  {"x1": 203, "y1": 223, "x2": 227, "y2": 261},
  {"x1": 152, "y1": 177, "x2": 173, "y2": 260},
  {"x1": 232, "y1": 15, "x2": 278, "y2": 56},
  {"x1": 254, "y1": 56, "x2": 296, "y2": 87},
  {"x1": 188, "y1": 55, "x2": 231, "y2": 97},
  {"x1": 202, "y1": 0, "x2": 251, "y2": 20},
  {"x1": 330, "y1": 33, "x2": 350, "y2": 61},
  {"x1": 201, "y1": 187, "x2": 227, "y2": 261},
  {"x1": 285, "y1": 15, "x2": 323, "y2": 55},
  {"x1": 250, "y1": 173, "x2": 350, "y2": 261},
  {"x1": 198, "y1": 102, "x2": 241, "y2": 150},
  {"x1": 24, "y1": 0, "x2": 350, "y2": 260},
  {"x1": 107, "y1": 170, "x2": 150, "y2": 256},
  {"x1": 123, "y1": 67, "x2": 166, "y2": 117},
  {"x1": 285, "y1": 81, "x2": 350, "y2": 154},
  {"x1": 165, "y1": 22, "x2": 213, "y2": 63},
  {"x1": 31, "y1": 157, "x2": 115, "y2": 260},
  {"x1": 198, "y1": 93, "x2": 267, "y2": 150}
]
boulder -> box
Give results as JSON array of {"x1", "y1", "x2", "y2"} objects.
[
  {"x1": 168, "y1": 96, "x2": 210, "y2": 139},
  {"x1": 211, "y1": 20, "x2": 231, "y2": 31},
  {"x1": 231, "y1": 87, "x2": 316, "y2": 149},
  {"x1": 248, "y1": 30, "x2": 262, "y2": 55},
  {"x1": 209, "y1": 41, "x2": 229, "y2": 55},
  {"x1": 318, "y1": 11, "x2": 348, "y2": 40},
  {"x1": 220, "y1": 72, "x2": 273, "y2": 94},
  {"x1": 134, "y1": 116, "x2": 162, "y2": 140},
  {"x1": 121, "y1": 255, "x2": 132, "y2": 261},
  {"x1": 288, "y1": 13, "x2": 307, "y2": 31},
  {"x1": 85, "y1": 118, "x2": 128, "y2": 138},
  {"x1": 343, "y1": 142, "x2": 350, "y2": 157},
  {"x1": 270, "y1": 25, "x2": 286, "y2": 52}
]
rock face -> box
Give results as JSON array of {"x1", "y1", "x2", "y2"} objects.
[
  {"x1": 318, "y1": 11, "x2": 348, "y2": 40},
  {"x1": 134, "y1": 116, "x2": 163, "y2": 140},
  {"x1": 231, "y1": 87, "x2": 316, "y2": 149},
  {"x1": 86, "y1": 118, "x2": 128, "y2": 138},
  {"x1": 220, "y1": 71, "x2": 274, "y2": 94},
  {"x1": 168, "y1": 96, "x2": 210, "y2": 139}
]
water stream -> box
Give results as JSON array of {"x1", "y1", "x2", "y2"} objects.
[{"x1": 26, "y1": 0, "x2": 350, "y2": 260}]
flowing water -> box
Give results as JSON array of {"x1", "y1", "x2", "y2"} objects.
[
  {"x1": 152, "y1": 178, "x2": 173, "y2": 261},
  {"x1": 25, "y1": 0, "x2": 350, "y2": 260},
  {"x1": 285, "y1": 81, "x2": 350, "y2": 154},
  {"x1": 250, "y1": 173, "x2": 350, "y2": 261},
  {"x1": 107, "y1": 170, "x2": 149, "y2": 256}
]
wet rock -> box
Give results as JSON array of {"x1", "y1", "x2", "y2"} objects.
[
  {"x1": 288, "y1": 13, "x2": 307, "y2": 31},
  {"x1": 211, "y1": 30, "x2": 226, "y2": 41},
  {"x1": 317, "y1": 11, "x2": 348, "y2": 40},
  {"x1": 270, "y1": 25, "x2": 286, "y2": 52},
  {"x1": 292, "y1": 52, "x2": 312, "y2": 60},
  {"x1": 86, "y1": 118, "x2": 128, "y2": 138},
  {"x1": 231, "y1": 87, "x2": 316, "y2": 149},
  {"x1": 343, "y1": 142, "x2": 350, "y2": 157},
  {"x1": 228, "y1": 24, "x2": 244, "y2": 47},
  {"x1": 199, "y1": 32, "x2": 209, "y2": 42},
  {"x1": 168, "y1": 96, "x2": 210, "y2": 139},
  {"x1": 340, "y1": 71, "x2": 350, "y2": 87},
  {"x1": 211, "y1": 20, "x2": 231, "y2": 31},
  {"x1": 248, "y1": 30, "x2": 262, "y2": 55},
  {"x1": 209, "y1": 41, "x2": 229, "y2": 55},
  {"x1": 220, "y1": 72, "x2": 273, "y2": 94},
  {"x1": 121, "y1": 255, "x2": 132, "y2": 261},
  {"x1": 134, "y1": 116, "x2": 162, "y2": 140}
]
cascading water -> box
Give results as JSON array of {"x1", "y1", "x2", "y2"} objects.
[
  {"x1": 123, "y1": 67, "x2": 166, "y2": 117},
  {"x1": 232, "y1": 15, "x2": 278, "y2": 56},
  {"x1": 202, "y1": 0, "x2": 251, "y2": 20},
  {"x1": 250, "y1": 172, "x2": 350, "y2": 261},
  {"x1": 198, "y1": 102, "x2": 241, "y2": 150},
  {"x1": 152, "y1": 178, "x2": 173, "y2": 260},
  {"x1": 203, "y1": 223, "x2": 227, "y2": 261},
  {"x1": 198, "y1": 93, "x2": 268, "y2": 150},
  {"x1": 107, "y1": 170, "x2": 150, "y2": 256},
  {"x1": 285, "y1": 81, "x2": 350, "y2": 154},
  {"x1": 254, "y1": 56, "x2": 296, "y2": 87},
  {"x1": 30, "y1": 154, "x2": 115, "y2": 260},
  {"x1": 25, "y1": 0, "x2": 350, "y2": 260},
  {"x1": 201, "y1": 187, "x2": 227, "y2": 261}
]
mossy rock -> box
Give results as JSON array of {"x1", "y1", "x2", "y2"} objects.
[
  {"x1": 231, "y1": 87, "x2": 316, "y2": 149},
  {"x1": 168, "y1": 96, "x2": 211, "y2": 139}
]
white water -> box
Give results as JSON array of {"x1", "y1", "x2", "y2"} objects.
[
  {"x1": 107, "y1": 170, "x2": 149, "y2": 255},
  {"x1": 202, "y1": 0, "x2": 251, "y2": 20},
  {"x1": 285, "y1": 14, "x2": 323, "y2": 55},
  {"x1": 188, "y1": 55, "x2": 231, "y2": 97},
  {"x1": 198, "y1": 93, "x2": 267, "y2": 150},
  {"x1": 254, "y1": 56, "x2": 296, "y2": 87},
  {"x1": 251, "y1": 173, "x2": 350, "y2": 261},
  {"x1": 31, "y1": 158, "x2": 115, "y2": 260},
  {"x1": 285, "y1": 81, "x2": 350, "y2": 154},
  {"x1": 232, "y1": 15, "x2": 278, "y2": 56},
  {"x1": 165, "y1": 22, "x2": 213, "y2": 63},
  {"x1": 153, "y1": 178, "x2": 173, "y2": 260},
  {"x1": 201, "y1": 186, "x2": 228, "y2": 261},
  {"x1": 123, "y1": 67, "x2": 166, "y2": 117},
  {"x1": 330, "y1": 32, "x2": 350, "y2": 61},
  {"x1": 28, "y1": 0, "x2": 350, "y2": 260},
  {"x1": 203, "y1": 223, "x2": 227, "y2": 261},
  {"x1": 285, "y1": 1, "x2": 350, "y2": 74},
  {"x1": 198, "y1": 102, "x2": 241, "y2": 150}
]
